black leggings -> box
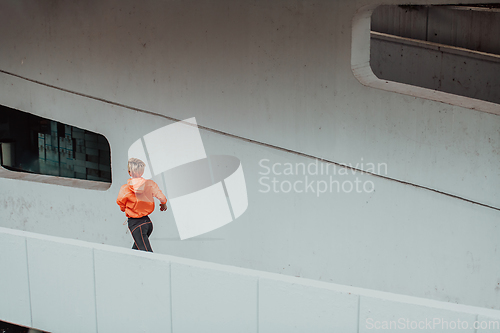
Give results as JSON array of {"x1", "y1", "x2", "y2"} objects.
[{"x1": 128, "y1": 216, "x2": 154, "y2": 252}]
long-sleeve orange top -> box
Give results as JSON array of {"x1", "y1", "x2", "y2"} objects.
[{"x1": 116, "y1": 177, "x2": 167, "y2": 218}]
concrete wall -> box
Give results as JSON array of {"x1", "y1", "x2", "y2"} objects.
[
  {"x1": 2, "y1": 227, "x2": 500, "y2": 333},
  {"x1": 371, "y1": 33, "x2": 500, "y2": 104},
  {"x1": 371, "y1": 5, "x2": 500, "y2": 55},
  {"x1": 0, "y1": 0, "x2": 499, "y2": 310}
]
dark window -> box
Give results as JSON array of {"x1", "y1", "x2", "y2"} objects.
[
  {"x1": 0, "y1": 320, "x2": 50, "y2": 333},
  {"x1": 370, "y1": 4, "x2": 500, "y2": 104},
  {"x1": 0, "y1": 105, "x2": 111, "y2": 183}
]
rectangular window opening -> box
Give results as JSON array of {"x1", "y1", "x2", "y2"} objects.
[
  {"x1": 369, "y1": 3, "x2": 500, "y2": 105},
  {"x1": 0, "y1": 105, "x2": 112, "y2": 188}
]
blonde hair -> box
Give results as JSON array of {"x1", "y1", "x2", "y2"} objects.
[{"x1": 128, "y1": 158, "x2": 146, "y2": 178}]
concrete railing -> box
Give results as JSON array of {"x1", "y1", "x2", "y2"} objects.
[
  {"x1": 1, "y1": 226, "x2": 500, "y2": 333},
  {"x1": 370, "y1": 31, "x2": 500, "y2": 105}
]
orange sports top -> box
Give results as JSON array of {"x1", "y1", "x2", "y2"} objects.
[{"x1": 116, "y1": 177, "x2": 167, "y2": 218}]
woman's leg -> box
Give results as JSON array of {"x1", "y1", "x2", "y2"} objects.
[{"x1": 128, "y1": 217, "x2": 153, "y2": 252}]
